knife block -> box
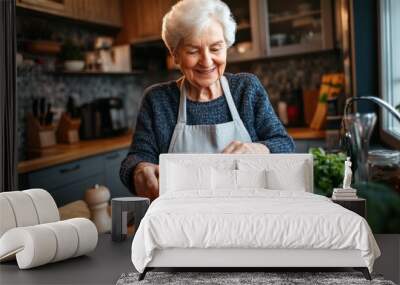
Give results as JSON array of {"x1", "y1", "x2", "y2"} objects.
[
  {"x1": 27, "y1": 113, "x2": 56, "y2": 148},
  {"x1": 57, "y1": 113, "x2": 81, "y2": 144}
]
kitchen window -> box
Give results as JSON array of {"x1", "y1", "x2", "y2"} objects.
[{"x1": 379, "y1": 0, "x2": 400, "y2": 145}]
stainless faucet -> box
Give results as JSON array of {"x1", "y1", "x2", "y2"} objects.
[
  {"x1": 344, "y1": 96, "x2": 400, "y2": 122},
  {"x1": 341, "y1": 96, "x2": 400, "y2": 182}
]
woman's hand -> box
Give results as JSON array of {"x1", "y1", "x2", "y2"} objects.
[
  {"x1": 222, "y1": 141, "x2": 270, "y2": 154},
  {"x1": 132, "y1": 162, "x2": 159, "y2": 200}
]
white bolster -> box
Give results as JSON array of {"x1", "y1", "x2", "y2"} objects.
[
  {"x1": 0, "y1": 196, "x2": 17, "y2": 237},
  {"x1": 23, "y1": 189, "x2": 60, "y2": 223},
  {"x1": 42, "y1": 221, "x2": 79, "y2": 263},
  {"x1": 0, "y1": 218, "x2": 98, "y2": 269},
  {"x1": 0, "y1": 226, "x2": 57, "y2": 269},
  {"x1": 1, "y1": 191, "x2": 39, "y2": 227},
  {"x1": 65, "y1": 218, "x2": 98, "y2": 257}
]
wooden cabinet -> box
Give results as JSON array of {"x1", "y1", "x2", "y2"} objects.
[
  {"x1": 68, "y1": 0, "x2": 122, "y2": 27},
  {"x1": 18, "y1": 0, "x2": 67, "y2": 16},
  {"x1": 224, "y1": 0, "x2": 264, "y2": 62},
  {"x1": 17, "y1": 0, "x2": 122, "y2": 27},
  {"x1": 262, "y1": 0, "x2": 334, "y2": 57},
  {"x1": 117, "y1": 0, "x2": 177, "y2": 44},
  {"x1": 331, "y1": 198, "x2": 366, "y2": 218},
  {"x1": 20, "y1": 148, "x2": 130, "y2": 206},
  {"x1": 225, "y1": 0, "x2": 334, "y2": 62}
]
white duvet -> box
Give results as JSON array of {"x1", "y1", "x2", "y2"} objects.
[{"x1": 131, "y1": 190, "x2": 380, "y2": 273}]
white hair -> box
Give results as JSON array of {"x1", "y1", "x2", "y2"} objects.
[{"x1": 162, "y1": 0, "x2": 236, "y2": 54}]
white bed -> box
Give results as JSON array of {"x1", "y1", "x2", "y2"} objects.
[{"x1": 131, "y1": 154, "x2": 380, "y2": 280}]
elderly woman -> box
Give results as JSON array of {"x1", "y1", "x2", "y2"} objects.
[{"x1": 120, "y1": 0, "x2": 295, "y2": 199}]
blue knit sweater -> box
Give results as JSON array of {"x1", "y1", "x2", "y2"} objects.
[{"x1": 120, "y1": 73, "x2": 295, "y2": 192}]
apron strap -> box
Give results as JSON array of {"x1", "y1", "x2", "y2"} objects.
[
  {"x1": 219, "y1": 76, "x2": 242, "y2": 122},
  {"x1": 177, "y1": 75, "x2": 242, "y2": 124},
  {"x1": 177, "y1": 80, "x2": 188, "y2": 123}
]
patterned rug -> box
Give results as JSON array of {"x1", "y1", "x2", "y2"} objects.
[{"x1": 116, "y1": 271, "x2": 396, "y2": 285}]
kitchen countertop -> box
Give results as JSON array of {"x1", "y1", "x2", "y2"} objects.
[
  {"x1": 287, "y1": 128, "x2": 325, "y2": 140},
  {"x1": 18, "y1": 132, "x2": 133, "y2": 174},
  {"x1": 18, "y1": 128, "x2": 325, "y2": 174}
]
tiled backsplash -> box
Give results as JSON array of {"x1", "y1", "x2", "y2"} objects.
[
  {"x1": 226, "y1": 50, "x2": 343, "y2": 107},
  {"x1": 17, "y1": 64, "x2": 178, "y2": 160}
]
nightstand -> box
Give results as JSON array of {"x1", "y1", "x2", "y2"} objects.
[{"x1": 331, "y1": 198, "x2": 366, "y2": 218}]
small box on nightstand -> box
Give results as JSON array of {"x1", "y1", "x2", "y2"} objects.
[{"x1": 331, "y1": 197, "x2": 366, "y2": 218}]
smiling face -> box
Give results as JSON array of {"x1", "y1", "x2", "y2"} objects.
[{"x1": 174, "y1": 21, "x2": 227, "y2": 91}]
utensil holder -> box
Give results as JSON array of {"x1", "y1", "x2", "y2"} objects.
[
  {"x1": 27, "y1": 113, "x2": 56, "y2": 148},
  {"x1": 56, "y1": 113, "x2": 81, "y2": 144}
]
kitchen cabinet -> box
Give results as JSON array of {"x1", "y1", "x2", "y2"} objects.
[
  {"x1": 262, "y1": 0, "x2": 334, "y2": 57},
  {"x1": 224, "y1": 0, "x2": 264, "y2": 62},
  {"x1": 20, "y1": 148, "x2": 130, "y2": 206},
  {"x1": 68, "y1": 0, "x2": 122, "y2": 27},
  {"x1": 115, "y1": 0, "x2": 333, "y2": 62},
  {"x1": 17, "y1": 0, "x2": 122, "y2": 28},
  {"x1": 18, "y1": 0, "x2": 67, "y2": 16},
  {"x1": 104, "y1": 149, "x2": 131, "y2": 198},
  {"x1": 116, "y1": 0, "x2": 177, "y2": 44}
]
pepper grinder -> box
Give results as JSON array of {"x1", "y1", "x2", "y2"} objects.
[{"x1": 85, "y1": 184, "x2": 111, "y2": 233}]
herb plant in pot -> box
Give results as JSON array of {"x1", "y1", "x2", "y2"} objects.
[
  {"x1": 60, "y1": 40, "x2": 85, "y2": 72},
  {"x1": 310, "y1": 147, "x2": 346, "y2": 197}
]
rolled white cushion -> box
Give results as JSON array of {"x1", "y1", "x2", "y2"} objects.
[
  {"x1": 0, "y1": 196, "x2": 17, "y2": 237},
  {"x1": 0, "y1": 218, "x2": 97, "y2": 269},
  {"x1": 0, "y1": 226, "x2": 57, "y2": 269},
  {"x1": 23, "y1": 189, "x2": 59, "y2": 223},
  {"x1": 64, "y1": 218, "x2": 98, "y2": 257},
  {"x1": 42, "y1": 221, "x2": 79, "y2": 262},
  {"x1": 1, "y1": 191, "x2": 39, "y2": 227}
]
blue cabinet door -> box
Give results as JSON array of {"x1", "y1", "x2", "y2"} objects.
[
  {"x1": 21, "y1": 148, "x2": 132, "y2": 206},
  {"x1": 103, "y1": 148, "x2": 132, "y2": 198},
  {"x1": 28, "y1": 155, "x2": 104, "y2": 190},
  {"x1": 50, "y1": 174, "x2": 105, "y2": 207}
]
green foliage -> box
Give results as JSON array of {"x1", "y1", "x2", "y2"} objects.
[
  {"x1": 59, "y1": 40, "x2": 84, "y2": 61},
  {"x1": 318, "y1": 93, "x2": 328, "y2": 103},
  {"x1": 309, "y1": 148, "x2": 346, "y2": 196},
  {"x1": 356, "y1": 181, "x2": 400, "y2": 233},
  {"x1": 396, "y1": 103, "x2": 400, "y2": 112}
]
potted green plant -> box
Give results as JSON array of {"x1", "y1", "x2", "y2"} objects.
[
  {"x1": 59, "y1": 40, "x2": 85, "y2": 72},
  {"x1": 309, "y1": 147, "x2": 346, "y2": 197}
]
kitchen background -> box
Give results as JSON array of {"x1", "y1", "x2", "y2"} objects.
[
  {"x1": 16, "y1": 0, "x2": 344, "y2": 161},
  {"x1": 16, "y1": 0, "x2": 399, "y2": 238}
]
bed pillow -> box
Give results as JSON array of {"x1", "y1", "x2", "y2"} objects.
[
  {"x1": 167, "y1": 163, "x2": 212, "y2": 191},
  {"x1": 236, "y1": 169, "x2": 267, "y2": 189},
  {"x1": 266, "y1": 163, "x2": 306, "y2": 191},
  {"x1": 211, "y1": 169, "x2": 268, "y2": 190},
  {"x1": 212, "y1": 168, "x2": 236, "y2": 190}
]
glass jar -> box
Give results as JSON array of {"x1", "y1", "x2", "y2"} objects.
[{"x1": 368, "y1": 149, "x2": 400, "y2": 193}]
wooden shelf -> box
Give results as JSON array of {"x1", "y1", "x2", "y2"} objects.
[
  {"x1": 48, "y1": 70, "x2": 144, "y2": 76},
  {"x1": 269, "y1": 10, "x2": 321, "y2": 24}
]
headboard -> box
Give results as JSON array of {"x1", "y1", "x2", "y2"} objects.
[{"x1": 159, "y1": 154, "x2": 314, "y2": 195}]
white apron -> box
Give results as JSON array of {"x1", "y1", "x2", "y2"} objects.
[{"x1": 168, "y1": 75, "x2": 252, "y2": 153}]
